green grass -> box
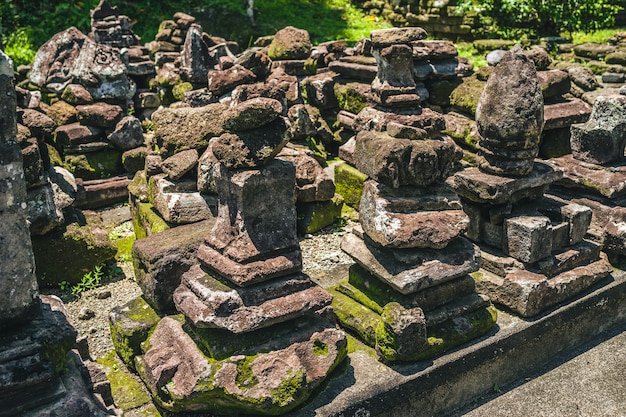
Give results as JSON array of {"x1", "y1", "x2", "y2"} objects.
[
  {"x1": 570, "y1": 27, "x2": 626, "y2": 44},
  {"x1": 456, "y1": 42, "x2": 488, "y2": 68}
]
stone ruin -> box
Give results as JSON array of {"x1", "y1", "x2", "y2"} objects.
[
  {"x1": 451, "y1": 46, "x2": 613, "y2": 317},
  {"x1": 109, "y1": 97, "x2": 347, "y2": 414},
  {"x1": 5, "y1": 0, "x2": 626, "y2": 412},
  {"x1": 329, "y1": 28, "x2": 497, "y2": 361},
  {"x1": 0, "y1": 50, "x2": 111, "y2": 417}
]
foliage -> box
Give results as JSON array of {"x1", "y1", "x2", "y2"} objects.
[
  {"x1": 456, "y1": 42, "x2": 488, "y2": 68},
  {"x1": 3, "y1": 27, "x2": 36, "y2": 67},
  {"x1": 456, "y1": 0, "x2": 623, "y2": 38},
  {"x1": 71, "y1": 264, "x2": 104, "y2": 295},
  {"x1": 571, "y1": 28, "x2": 626, "y2": 44}
]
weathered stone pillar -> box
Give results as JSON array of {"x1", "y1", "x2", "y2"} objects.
[{"x1": 0, "y1": 50, "x2": 40, "y2": 328}]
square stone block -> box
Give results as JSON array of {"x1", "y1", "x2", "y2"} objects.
[{"x1": 505, "y1": 215, "x2": 552, "y2": 263}]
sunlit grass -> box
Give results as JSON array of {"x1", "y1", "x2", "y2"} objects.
[
  {"x1": 456, "y1": 41, "x2": 488, "y2": 68},
  {"x1": 570, "y1": 27, "x2": 626, "y2": 44}
]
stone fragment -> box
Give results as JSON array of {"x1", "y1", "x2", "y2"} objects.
[
  {"x1": 537, "y1": 69, "x2": 571, "y2": 99},
  {"x1": 26, "y1": 183, "x2": 64, "y2": 235},
  {"x1": 359, "y1": 180, "x2": 468, "y2": 249},
  {"x1": 30, "y1": 27, "x2": 88, "y2": 93},
  {"x1": 543, "y1": 98, "x2": 592, "y2": 131},
  {"x1": 61, "y1": 83, "x2": 93, "y2": 104},
  {"x1": 505, "y1": 215, "x2": 553, "y2": 263},
  {"x1": 152, "y1": 103, "x2": 226, "y2": 155},
  {"x1": 234, "y1": 49, "x2": 272, "y2": 79},
  {"x1": 375, "y1": 302, "x2": 427, "y2": 361},
  {"x1": 355, "y1": 106, "x2": 446, "y2": 134},
  {"x1": 268, "y1": 26, "x2": 312, "y2": 60},
  {"x1": 371, "y1": 43, "x2": 419, "y2": 107},
  {"x1": 353, "y1": 130, "x2": 461, "y2": 188},
  {"x1": 54, "y1": 123, "x2": 102, "y2": 150},
  {"x1": 475, "y1": 45, "x2": 544, "y2": 176},
  {"x1": 47, "y1": 100, "x2": 77, "y2": 126},
  {"x1": 567, "y1": 66, "x2": 600, "y2": 92},
  {"x1": 74, "y1": 175, "x2": 131, "y2": 209},
  {"x1": 570, "y1": 94, "x2": 626, "y2": 165},
  {"x1": 107, "y1": 115, "x2": 144, "y2": 150},
  {"x1": 138, "y1": 316, "x2": 346, "y2": 415},
  {"x1": 277, "y1": 146, "x2": 335, "y2": 202},
  {"x1": 17, "y1": 109, "x2": 56, "y2": 142},
  {"x1": 180, "y1": 23, "x2": 216, "y2": 84},
  {"x1": 150, "y1": 175, "x2": 216, "y2": 224},
  {"x1": 161, "y1": 149, "x2": 199, "y2": 180},
  {"x1": 370, "y1": 27, "x2": 428, "y2": 47},
  {"x1": 76, "y1": 102, "x2": 124, "y2": 128},
  {"x1": 211, "y1": 117, "x2": 291, "y2": 168},
  {"x1": 207, "y1": 64, "x2": 255, "y2": 96},
  {"x1": 222, "y1": 97, "x2": 282, "y2": 131},
  {"x1": 132, "y1": 220, "x2": 213, "y2": 312}
]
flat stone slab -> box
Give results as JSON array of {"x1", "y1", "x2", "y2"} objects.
[
  {"x1": 475, "y1": 255, "x2": 612, "y2": 317},
  {"x1": 174, "y1": 264, "x2": 332, "y2": 333},
  {"x1": 452, "y1": 162, "x2": 563, "y2": 205},
  {"x1": 341, "y1": 229, "x2": 480, "y2": 295},
  {"x1": 548, "y1": 154, "x2": 626, "y2": 199},
  {"x1": 281, "y1": 270, "x2": 626, "y2": 417},
  {"x1": 543, "y1": 97, "x2": 592, "y2": 130}
]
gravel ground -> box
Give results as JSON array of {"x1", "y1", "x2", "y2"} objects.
[{"x1": 41, "y1": 219, "x2": 357, "y2": 360}]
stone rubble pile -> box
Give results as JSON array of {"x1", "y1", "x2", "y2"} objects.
[{"x1": 451, "y1": 46, "x2": 612, "y2": 317}]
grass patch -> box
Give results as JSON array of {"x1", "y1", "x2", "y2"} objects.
[
  {"x1": 570, "y1": 28, "x2": 626, "y2": 44},
  {"x1": 456, "y1": 42, "x2": 488, "y2": 68}
]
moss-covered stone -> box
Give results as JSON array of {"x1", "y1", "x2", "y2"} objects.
[
  {"x1": 472, "y1": 39, "x2": 516, "y2": 53},
  {"x1": 330, "y1": 290, "x2": 379, "y2": 346},
  {"x1": 63, "y1": 149, "x2": 124, "y2": 180},
  {"x1": 449, "y1": 75, "x2": 487, "y2": 116},
  {"x1": 171, "y1": 82, "x2": 193, "y2": 101},
  {"x1": 109, "y1": 297, "x2": 161, "y2": 369},
  {"x1": 132, "y1": 201, "x2": 171, "y2": 240},
  {"x1": 334, "y1": 83, "x2": 368, "y2": 114},
  {"x1": 32, "y1": 209, "x2": 117, "y2": 286},
  {"x1": 122, "y1": 147, "x2": 149, "y2": 174},
  {"x1": 97, "y1": 351, "x2": 154, "y2": 411},
  {"x1": 429, "y1": 79, "x2": 463, "y2": 107},
  {"x1": 296, "y1": 194, "x2": 344, "y2": 235},
  {"x1": 334, "y1": 162, "x2": 367, "y2": 210},
  {"x1": 47, "y1": 143, "x2": 63, "y2": 166}
]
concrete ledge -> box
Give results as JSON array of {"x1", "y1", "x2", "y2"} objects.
[{"x1": 288, "y1": 269, "x2": 626, "y2": 417}]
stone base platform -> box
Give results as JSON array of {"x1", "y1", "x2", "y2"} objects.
[{"x1": 282, "y1": 269, "x2": 626, "y2": 417}]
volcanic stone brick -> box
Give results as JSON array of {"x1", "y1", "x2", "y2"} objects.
[
  {"x1": 207, "y1": 64, "x2": 255, "y2": 96},
  {"x1": 370, "y1": 27, "x2": 428, "y2": 47},
  {"x1": 161, "y1": 149, "x2": 199, "y2": 180},
  {"x1": 570, "y1": 94, "x2": 626, "y2": 165},
  {"x1": 181, "y1": 24, "x2": 216, "y2": 84},
  {"x1": 505, "y1": 215, "x2": 553, "y2": 263},
  {"x1": 268, "y1": 26, "x2": 312, "y2": 60},
  {"x1": 76, "y1": 102, "x2": 124, "y2": 128},
  {"x1": 199, "y1": 159, "x2": 302, "y2": 285},
  {"x1": 107, "y1": 115, "x2": 144, "y2": 151},
  {"x1": 222, "y1": 97, "x2": 282, "y2": 131}
]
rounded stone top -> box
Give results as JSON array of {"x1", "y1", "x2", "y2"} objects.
[
  {"x1": 222, "y1": 97, "x2": 283, "y2": 131},
  {"x1": 370, "y1": 27, "x2": 428, "y2": 47}
]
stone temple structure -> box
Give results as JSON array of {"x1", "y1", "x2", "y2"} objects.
[
  {"x1": 0, "y1": 50, "x2": 108, "y2": 417},
  {"x1": 451, "y1": 45, "x2": 612, "y2": 317},
  {"x1": 332, "y1": 27, "x2": 497, "y2": 362},
  {"x1": 548, "y1": 93, "x2": 626, "y2": 266},
  {"x1": 110, "y1": 97, "x2": 346, "y2": 415}
]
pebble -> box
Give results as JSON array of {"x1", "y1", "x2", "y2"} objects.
[{"x1": 78, "y1": 308, "x2": 96, "y2": 320}]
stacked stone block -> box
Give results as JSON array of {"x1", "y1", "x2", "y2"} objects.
[
  {"x1": 452, "y1": 46, "x2": 612, "y2": 317},
  {"x1": 332, "y1": 28, "x2": 496, "y2": 362}
]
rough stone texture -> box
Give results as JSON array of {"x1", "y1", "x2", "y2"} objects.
[
  {"x1": 548, "y1": 154, "x2": 626, "y2": 199},
  {"x1": 54, "y1": 123, "x2": 103, "y2": 150},
  {"x1": 62, "y1": 83, "x2": 94, "y2": 104},
  {"x1": 29, "y1": 27, "x2": 88, "y2": 93},
  {"x1": 505, "y1": 215, "x2": 553, "y2": 263},
  {"x1": 287, "y1": 104, "x2": 334, "y2": 144},
  {"x1": 371, "y1": 43, "x2": 419, "y2": 107},
  {"x1": 268, "y1": 26, "x2": 312, "y2": 60},
  {"x1": 207, "y1": 64, "x2": 256, "y2": 96},
  {"x1": 132, "y1": 220, "x2": 212, "y2": 312},
  {"x1": 152, "y1": 103, "x2": 227, "y2": 155},
  {"x1": 370, "y1": 27, "x2": 428, "y2": 47},
  {"x1": 353, "y1": 130, "x2": 461, "y2": 188},
  {"x1": 567, "y1": 66, "x2": 600, "y2": 92},
  {"x1": 475, "y1": 256, "x2": 612, "y2": 317},
  {"x1": 74, "y1": 175, "x2": 132, "y2": 209},
  {"x1": 180, "y1": 23, "x2": 216, "y2": 84},
  {"x1": 222, "y1": 97, "x2": 282, "y2": 131},
  {"x1": 150, "y1": 175, "x2": 216, "y2": 224},
  {"x1": 359, "y1": 180, "x2": 468, "y2": 249},
  {"x1": 525, "y1": 46, "x2": 552, "y2": 70},
  {"x1": 211, "y1": 117, "x2": 291, "y2": 168},
  {"x1": 475, "y1": 45, "x2": 544, "y2": 176},
  {"x1": 76, "y1": 102, "x2": 124, "y2": 128},
  {"x1": 341, "y1": 229, "x2": 480, "y2": 295},
  {"x1": 537, "y1": 69, "x2": 571, "y2": 99},
  {"x1": 0, "y1": 51, "x2": 40, "y2": 327},
  {"x1": 26, "y1": 182, "x2": 64, "y2": 235},
  {"x1": 174, "y1": 265, "x2": 332, "y2": 332},
  {"x1": 277, "y1": 146, "x2": 335, "y2": 202},
  {"x1": 138, "y1": 316, "x2": 346, "y2": 415},
  {"x1": 200, "y1": 160, "x2": 302, "y2": 285},
  {"x1": 47, "y1": 100, "x2": 78, "y2": 126},
  {"x1": 107, "y1": 115, "x2": 144, "y2": 151},
  {"x1": 17, "y1": 108, "x2": 56, "y2": 142},
  {"x1": 453, "y1": 162, "x2": 562, "y2": 205},
  {"x1": 161, "y1": 149, "x2": 199, "y2": 180},
  {"x1": 570, "y1": 94, "x2": 626, "y2": 165},
  {"x1": 31, "y1": 209, "x2": 117, "y2": 286},
  {"x1": 543, "y1": 98, "x2": 592, "y2": 131},
  {"x1": 355, "y1": 106, "x2": 446, "y2": 135}
]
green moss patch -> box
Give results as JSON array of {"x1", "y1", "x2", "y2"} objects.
[
  {"x1": 296, "y1": 194, "x2": 344, "y2": 235},
  {"x1": 63, "y1": 149, "x2": 124, "y2": 180},
  {"x1": 334, "y1": 162, "x2": 367, "y2": 210},
  {"x1": 132, "y1": 202, "x2": 171, "y2": 240},
  {"x1": 98, "y1": 351, "x2": 153, "y2": 411},
  {"x1": 334, "y1": 83, "x2": 367, "y2": 114}
]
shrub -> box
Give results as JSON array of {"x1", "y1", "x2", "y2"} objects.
[{"x1": 456, "y1": 0, "x2": 623, "y2": 39}]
